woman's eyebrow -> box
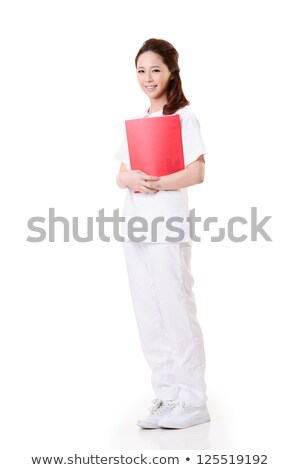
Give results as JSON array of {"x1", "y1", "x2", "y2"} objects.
[{"x1": 137, "y1": 65, "x2": 161, "y2": 69}]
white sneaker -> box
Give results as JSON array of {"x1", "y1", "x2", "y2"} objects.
[
  {"x1": 158, "y1": 399, "x2": 210, "y2": 429},
  {"x1": 137, "y1": 399, "x2": 177, "y2": 429}
]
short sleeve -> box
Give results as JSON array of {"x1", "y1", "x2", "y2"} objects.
[
  {"x1": 114, "y1": 110, "x2": 147, "y2": 169},
  {"x1": 180, "y1": 109, "x2": 207, "y2": 167},
  {"x1": 113, "y1": 136, "x2": 130, "y2": 169}
]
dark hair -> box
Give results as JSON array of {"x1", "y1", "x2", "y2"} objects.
[{"x1": 135, "y1": 38, "x2": 190, "y2": 115}]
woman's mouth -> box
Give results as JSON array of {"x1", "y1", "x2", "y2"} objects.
[{"x1": 145, "y1": 85, "x2": 157, "y2": 92}]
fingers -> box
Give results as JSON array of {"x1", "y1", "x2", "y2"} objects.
[
  {"x1": 131, "y1": 172, "x2": 160, "y2": 193},
  {"x1": 143, "y1": 177, "x2": 160, "y2": 190},
  {"x1": 146, "y1": 189, "x2": 158, "y2": 193},
  {"x1": 143, "y1": 182, "x2": 159, "y2": 193},
  {"x1": 147, "y1": 176, "x2": 160, "y2": 181},
  {"x1": 140, "y1": 172, "x2": 160, "y2": 180},
  {"x1": 135, "y1": 188, "x2": 158, "y2": 193},
  {"x1": 140, "y1": 174, "x2": 161, "y2": 192},
  {"x1": 141, "y1": 181, "x2": 158, "y2": 193}
]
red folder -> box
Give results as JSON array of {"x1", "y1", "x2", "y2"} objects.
[{"x1": 125, "y1": 114, "x2": 184, "y2": 193}]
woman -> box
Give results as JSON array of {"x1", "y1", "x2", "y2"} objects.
[{"x1": 114, "y1": 38, "x2": 210, "y2": 429}]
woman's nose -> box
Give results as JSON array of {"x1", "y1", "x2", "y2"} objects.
[{"x1": 145, "y1": 71, "x2": 153, "y2": 82}]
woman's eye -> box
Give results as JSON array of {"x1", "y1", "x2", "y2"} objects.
[
  {"x1": 137, "y1": 70, "x2": 144, "y2": 74},
  {"x1": 153, "y1": 69, "x2": 160, "y2": 73}
]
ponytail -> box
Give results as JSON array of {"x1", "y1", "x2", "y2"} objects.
[{"x1": 163, "y1": 70, "x2": 189, "y2": 115}]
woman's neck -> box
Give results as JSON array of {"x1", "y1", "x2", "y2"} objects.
[
  {"x1": 148, "y1": 107, "x2": 162, "y2": 114},
  {"x1": 148, "y1": 98, "x2": 167, "y2": 114}
]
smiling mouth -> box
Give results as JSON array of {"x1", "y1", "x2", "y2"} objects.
[{"x1": 145, "y1": 85, "x2": 157, "y2": 91}]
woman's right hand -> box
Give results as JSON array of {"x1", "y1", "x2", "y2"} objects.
[{"x1": 118, "y1": 169, "x2": 160, "y2": 193}]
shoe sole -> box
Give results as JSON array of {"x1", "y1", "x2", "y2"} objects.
[
  {"x1": 159, "y1": 415, "x2": 210, "y2": 429},
  {"x1": 137, "y1": 420, "x2": 159, "y2": 429}
]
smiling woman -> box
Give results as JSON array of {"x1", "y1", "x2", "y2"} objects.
[
  {"x1": 136, "y1": 56, "x2": 173, "y2": 110},
  {"x1": 135, "y1": 38, "x2": 189, "y2": 115},
  {"x1": 114, "y1": 38, "x2": 209, "y2": 431}
]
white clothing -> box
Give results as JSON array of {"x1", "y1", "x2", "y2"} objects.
[
  {"x1": 114, "y1": 106, "x2": 207, "y2": 244},
  {"x1": 123, "y1": 241, "x2": 207, "y2": 407}
]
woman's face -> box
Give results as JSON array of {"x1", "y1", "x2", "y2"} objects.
[{"x1": 136, "y1": 51, "x2": 172, "y2": 101}]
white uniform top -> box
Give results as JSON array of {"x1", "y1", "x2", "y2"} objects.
[{"x1": 114, "y1": 106, "x2": 207, "y2": 244}]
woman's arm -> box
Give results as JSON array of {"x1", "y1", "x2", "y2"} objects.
[{"x1": 146, "y1": 155, "x2": 206, "y2": 191}]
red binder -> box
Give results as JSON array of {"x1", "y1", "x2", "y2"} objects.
[{"x1": 125, "y1": 114, "x2": 185, "y2": 193}]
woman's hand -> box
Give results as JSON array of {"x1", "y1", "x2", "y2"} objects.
[{"x1": 118, "y1": 169, "x2": 161, "y2": 193}]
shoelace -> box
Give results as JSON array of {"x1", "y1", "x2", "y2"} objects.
[
  {"x1": 170, "y1": 399, "x2": 191, "y2": 416},
  {"x1": 148, "y1": 399, "x2": 176, "y2": 416}
]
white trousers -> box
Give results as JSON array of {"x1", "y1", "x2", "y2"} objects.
[{"x1": 123, "y1": 241, "x2": 207, "y2": 407}]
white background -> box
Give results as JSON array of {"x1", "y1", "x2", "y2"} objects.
[{"x1": 1, "y1": 0, "x2": 300, "y2": 468}]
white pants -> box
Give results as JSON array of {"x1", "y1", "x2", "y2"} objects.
[{"x1": 123, "y1": 241, "x2": 207, "y2": 407}]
